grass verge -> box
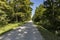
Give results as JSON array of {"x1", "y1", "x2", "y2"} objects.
[
  {"x1": 37, "y1": 26, "x2": 59, "y2": 40},
  {"x1": 0, "y1": 22, "x2": 25, "y2": 35}
]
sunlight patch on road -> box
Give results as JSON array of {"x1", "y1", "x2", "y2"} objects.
[
  {"x1": 24, "y1": 31, "x2": 28, "y2": 34},
  {"x1": 20, "y1": 27, "x2": 26, "y2": 29},
  {"x1": 7, "y1": 33, "x2": 12, "y2": 36},
  {"x1": 33, "y1": 32, "x2": 36, "y2": 34},
  {"x1": 0, "y1": 36, "x2": 3, "y2": 39},
  {"x1": 18, "y1": 29, "x2": 22, "y2": 32},
  {"x1": 28, "y1": 20, "x2": 32, "y2": 22},
  {"x1": 33, "y1": 25, "x2": 37, "y2": 27}
]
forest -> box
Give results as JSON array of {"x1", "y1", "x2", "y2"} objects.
[
  {"x1": 32, "y1": 0, "x2": 60, "y2": 37},
  {"x1": 0, "y1": 0, "x2": 60, "y2": 40},
  {"x1": 0, "y1": 0, "x2": 33, "y2": 34},
  {"x1": 0, "y1": 0, "x2": 33, "y2": 25}
]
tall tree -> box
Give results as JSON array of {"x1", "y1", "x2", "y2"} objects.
[
  {"x1": 44, "y1": 0, "x2": 60, "y2": 32},
  {"x1": 0, "y1": 0, "x2": 13, "y2": 26},
  {"x1": 33, "y1": 0, "x2": 60, "y2": 34},
  {"x1": 0, "y1": 0, "x2": 32, "y2": 26},
  {"x1": 7, "y1": 0, "x2": 32, "y2": 22}
]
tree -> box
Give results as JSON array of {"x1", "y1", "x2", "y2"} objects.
[
  {"x1": 44, "y1": 0, "x2": 60, "y2": 33},
  {"x1": 0, "y1": 0, "x2": 33, "y2": 26},
  {"x1": 33, "y1": 5, "x2": 46, "y2": 23},
  {"x1": 7, "y1": 0, "x2": 32, "y2": 22},
  {"x1": 0, "y1": 0, "x2": 13, "y2": 26},
  {"x1": 33, "y1": 0, "x2": 60, "y2": 34}
]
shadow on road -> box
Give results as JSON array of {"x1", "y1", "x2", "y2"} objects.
[{"x1": 0, "y1": 22, "x2": 45, "y2": 40}]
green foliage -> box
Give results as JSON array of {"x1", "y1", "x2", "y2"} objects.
[
  {"x1": 43, "y1": 0, "x2": 60, "y2": 33},
  {"x1": 33, "y1": 5, "x2": 46, "y2": 22},
  {"x1": 32, "y1": 0, "x2": 60, "y2": 35},
  {"x1": 0, "y1": 0, "x2": 32, "y2": 26},
  {"x1": 0, "y1": 2, "x2": 8, "y2": 26},
  {"x1": 37, "y1": 26, "x2": 58, "y2": 40},
  {"x1": 0, "y1": 23, "x2": 19, "y2": 35}
]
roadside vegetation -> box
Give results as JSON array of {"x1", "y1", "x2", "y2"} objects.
[
  {"x1": 32, "y1": 0, "x2": 60, "y2": 40},
  {"x1": 0, "y1": 0, "x2": 33, "y2": 35},
  {"x1": 37, "y1": 26, "x2": 59, "y2": 40}
]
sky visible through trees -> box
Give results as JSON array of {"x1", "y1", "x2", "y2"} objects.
[
  {"x1": 30, "y1": 0, "x2": 44, "y2": 16},
  {"x1": 32, "y1": 0, "x2": 60, "y2": 38},
  {"x1": 0, "y1": 0, "x2": 60, "y2": 40}
]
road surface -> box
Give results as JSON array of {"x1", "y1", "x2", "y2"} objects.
[{"x1": 0, "y1": 21, "x2": 45, "y2": 40}]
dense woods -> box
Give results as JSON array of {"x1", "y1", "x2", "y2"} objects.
[
  {"x1": 0, "y1": 0, "x2": 32, "y2": 26},
  {"x1": 0, "y1": 0, "x2": 60, "y2": 40},
  {"x1": 32, "y1": 0, "x2": 60, "y2": 35},
  {"x1": 0, "y1": 0, "x2": 60, "y2": 39}
]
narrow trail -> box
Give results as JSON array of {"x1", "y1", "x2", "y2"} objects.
[{"x1": 0, "y1": 21, "x2": 45, "y2": 40}]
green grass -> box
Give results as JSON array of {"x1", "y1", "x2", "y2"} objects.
[
  {"x1": 37, "y1": 26, "x2": 59, "y2": 40},
  {"x1": 0, "y1": 22, "x2": 25, "y2": 35}
]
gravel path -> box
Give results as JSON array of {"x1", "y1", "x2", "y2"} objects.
[{"x1": 0, "y1": 22, "x2": 45, "y2": 40}]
